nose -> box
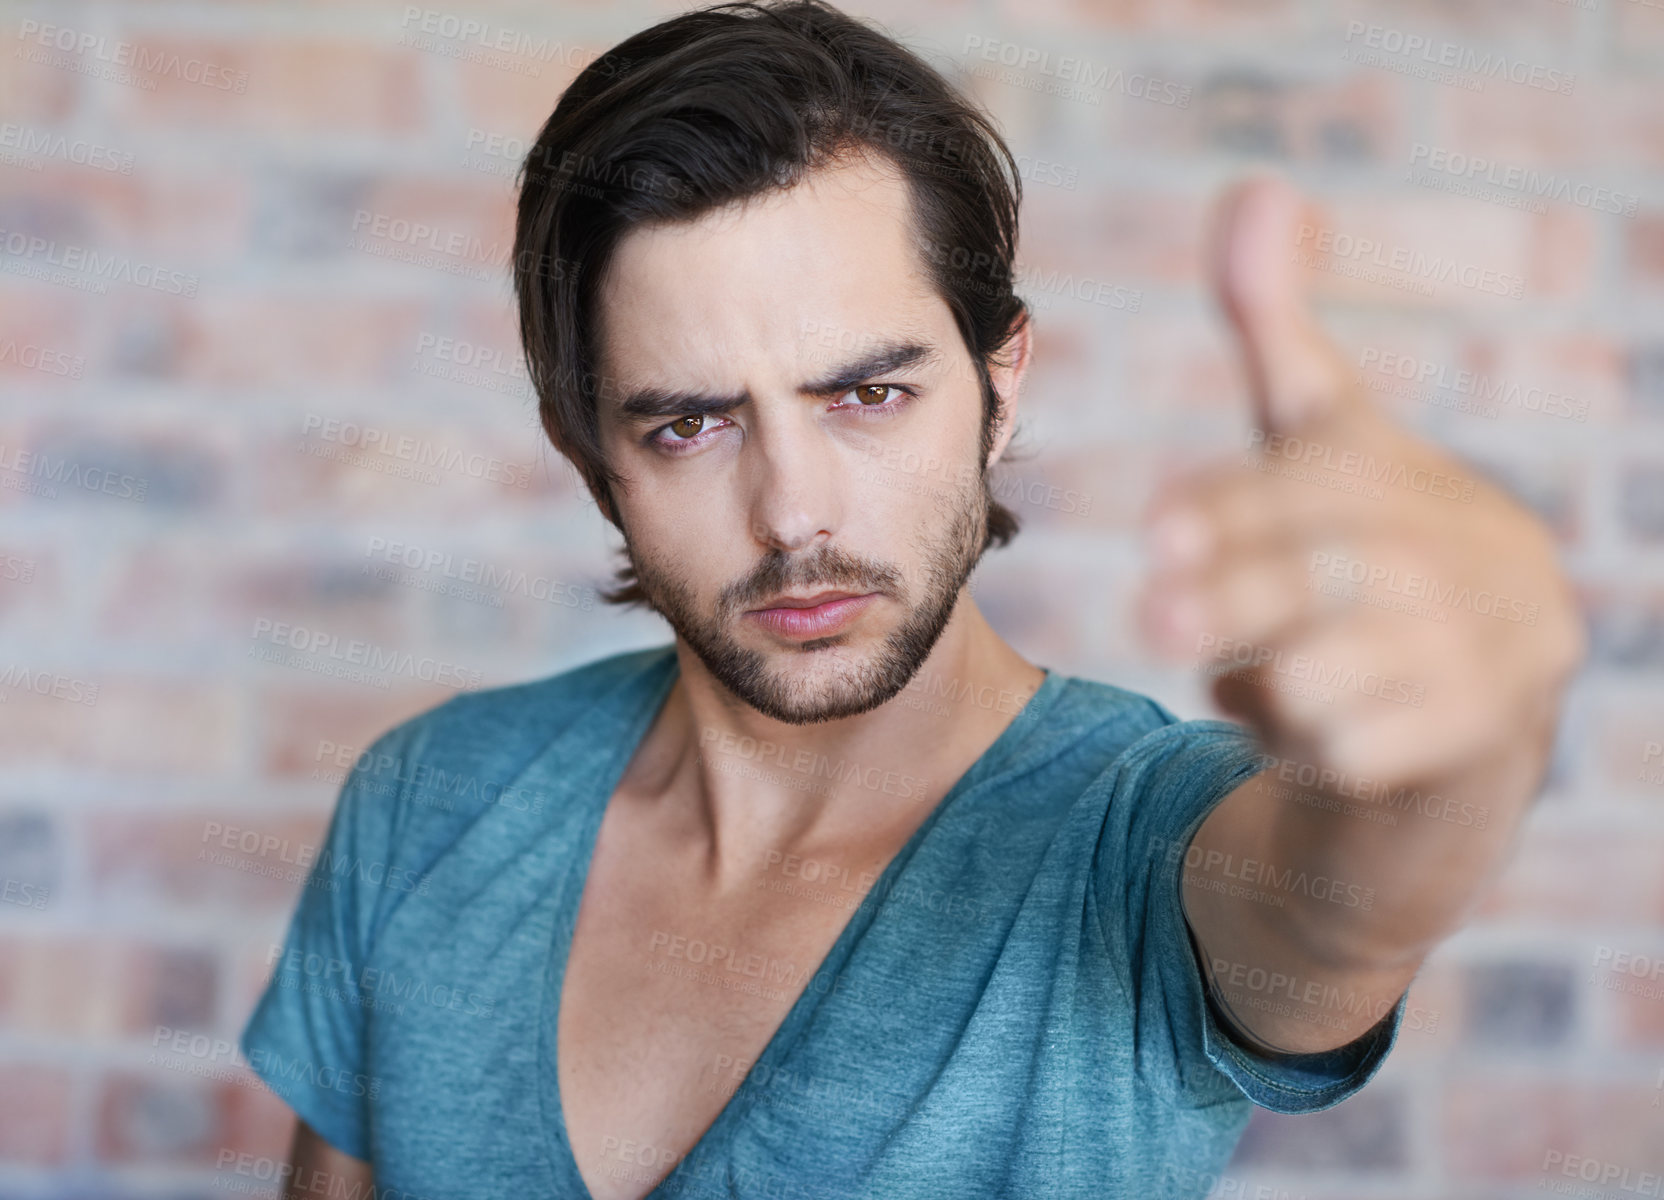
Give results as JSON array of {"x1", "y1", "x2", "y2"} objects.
[{"x1": 744, "y1": 402, "x2": 843, "y2": 555}]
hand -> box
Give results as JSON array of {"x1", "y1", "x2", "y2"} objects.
[{"x1": 1136, "y1": 175, "x2": 1587, "y2": 790}]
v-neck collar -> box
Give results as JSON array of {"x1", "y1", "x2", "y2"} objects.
[{"x1": 533, "y1": 644, "x2": 1063, "y2": 1200}]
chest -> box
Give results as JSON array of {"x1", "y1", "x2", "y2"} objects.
[{"x1": 555, "y1": 803, "x2": 895, "y2": 1200}]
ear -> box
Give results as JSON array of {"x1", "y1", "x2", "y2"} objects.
[{"x1": 984, "y1": 312, "x2": 1033, "y2": 470}]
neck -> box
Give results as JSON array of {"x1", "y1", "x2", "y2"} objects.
[{"x1": 619, "y1": 592, "x2": 1045, "y2": 891}]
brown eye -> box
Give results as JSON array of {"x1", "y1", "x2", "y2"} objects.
[
  {"x1": 668, "y1": 415, "x2": 704, "y2": 439},
  {"x1": 854, "y1": 385, "x2": 890, "y2": 405}
]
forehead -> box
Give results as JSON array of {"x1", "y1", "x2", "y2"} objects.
[{"x1": 592, "y1": 151, "x2": 946, "y2": 397}]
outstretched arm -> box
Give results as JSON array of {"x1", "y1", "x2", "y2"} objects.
[{"x1": 1139, "y1": 176, "x2": 1587, "y2": 1054}]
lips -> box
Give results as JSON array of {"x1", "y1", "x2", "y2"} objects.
[
  {"x1": 750, "y1": 589, "x2": 866, "y2": 611},
  {"x1": 744, "y1": 590, "x2": 879, "y2": 640}
]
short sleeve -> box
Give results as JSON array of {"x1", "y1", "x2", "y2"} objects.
[
  {"x1": 238, "y1": 722, "x2": 419, "y2": 1160},
  {"x1": 1090, "y1": 716, "x2": 1408, "y2": 1114}
]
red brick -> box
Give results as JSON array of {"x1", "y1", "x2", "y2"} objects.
[
  {"x1": 258, "y1": 684, "x2": 441, "y2": 780},
  {"x1": 1023, "y1": 187, "x2": 1207, "y2": 286},
  {"x1": 1472, "y1": 827, "x2": 1664, "y2": 925},
  {"x1": 0, "y1": 44, "x2": 82, "y2": 124},
  {"x1": 0, "y1": 1062, "x2": 73, "y2": 1163},
  {"x1": 85, "y1": 808, "x2": 331, "y2": 912},
  {"x1": 112, "y1": 37, "x2": 426, "y2": 135},
  {"x1": 1436, "y1": 78, "x2": 1664, "y2": 174},
  {"x1": 1122, "y1": 72, "x2": 1404, "y2": 164},
  {"x1": 0, "y1": 676, "x2": 239, "y2": 772},
  {"x1": 97, "y1": 1071, "x2": 271, "y2": 1164},
  {"x1": 1, "y1": 164, "x2": 248, "y2": 265},
  {"x1": 1445, "y1": 1078, "x2": 1664, "y2": 1182},
  {"x1": 0, "y1": 936, "x2": 127, "y2": 1038},
  {"x1": 1608, "y1": 969, "x2": 1664, "y2": 1047},
  {"x1": 1584, "y1": 682, "x2": 1664, "y2": 799},
  {"x1": 169, "y1": 296, "x2": 429, "y2": 387},
  {"x1": 990, "y1": 0, "x2": 1298, "y2": 33},
  {"x1": 1121, "y1": 312, "x2": 1244, "y2": 420},
  {"x1": 0, "y1": 291, "x2": 86, "y2": 383},
  {"x1": 452, "y1": 42, "x2": 599, "y2": 137},
  {"x1": 1630, "y1": 214, "x2": 1664, "y2": 290},
  {"x1": 251, "y1": 417, "x2": 555, "y2": 521}
]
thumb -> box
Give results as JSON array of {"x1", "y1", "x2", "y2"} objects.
[{"x1": 1211, "y1": 174, "x2": 1358, "y2": 436}]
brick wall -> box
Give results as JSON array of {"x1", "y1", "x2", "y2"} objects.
[{"x1": 0, "y1": 0, "x2": 1659, "y2": 1194}]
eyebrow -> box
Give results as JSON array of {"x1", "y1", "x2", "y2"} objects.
[{"x1": 615, "y1": 340, "x2": 940, "y2": 423}]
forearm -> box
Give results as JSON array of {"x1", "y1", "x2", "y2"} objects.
[{"x1": 1185, "y1": 683, "x2": 1561, "y2": 991}]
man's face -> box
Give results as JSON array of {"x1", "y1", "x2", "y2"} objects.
[{"x1": 591, "y1": 151, "x2": 1017, "y2": 725}]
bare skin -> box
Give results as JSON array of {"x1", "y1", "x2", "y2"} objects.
[{"x1": 559, "y1": 620, "x2": 1041, "y2": 1200}]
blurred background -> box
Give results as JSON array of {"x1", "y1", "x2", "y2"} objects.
[{"x1": 0, "y1": 0, "x2": 1660, "y2": 1195}]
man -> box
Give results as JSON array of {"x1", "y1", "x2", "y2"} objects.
[{"x1": 240, "y1": 2, "x2": 1586, "y2": 1197}]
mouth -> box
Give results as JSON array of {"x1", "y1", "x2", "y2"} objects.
[
  {"x1": 749, "y1": 589, "x2": 870, "y2": 611},
  {"x1": 743, "y1": 589, "x2": 880, "y2": 640}
]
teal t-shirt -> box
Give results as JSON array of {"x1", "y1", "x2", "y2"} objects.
[{"x1": 240, "y1": 643, "x2": 1405, "y2": 1199}]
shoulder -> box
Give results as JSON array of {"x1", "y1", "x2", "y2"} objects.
[
  {"x1": 345, "y1": 642, "x2": 675, "y2": 828},
  {"x1": 1051, "y1": 672, "x2": 1260, "y2": 765},
  {"x1": 1024, "y1": 671, "x2": 1181, "y2": 772},
  {"x1": 1025, "y1": 671, "x2": 1264, "y2": 825},
  {"x1": 395, "y1": 641, "x2": 673, "y2": 754}
]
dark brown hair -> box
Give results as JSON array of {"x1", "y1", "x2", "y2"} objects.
[{"x1": 512, "y1": 0, "x2": 1029, "y2": 605}]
